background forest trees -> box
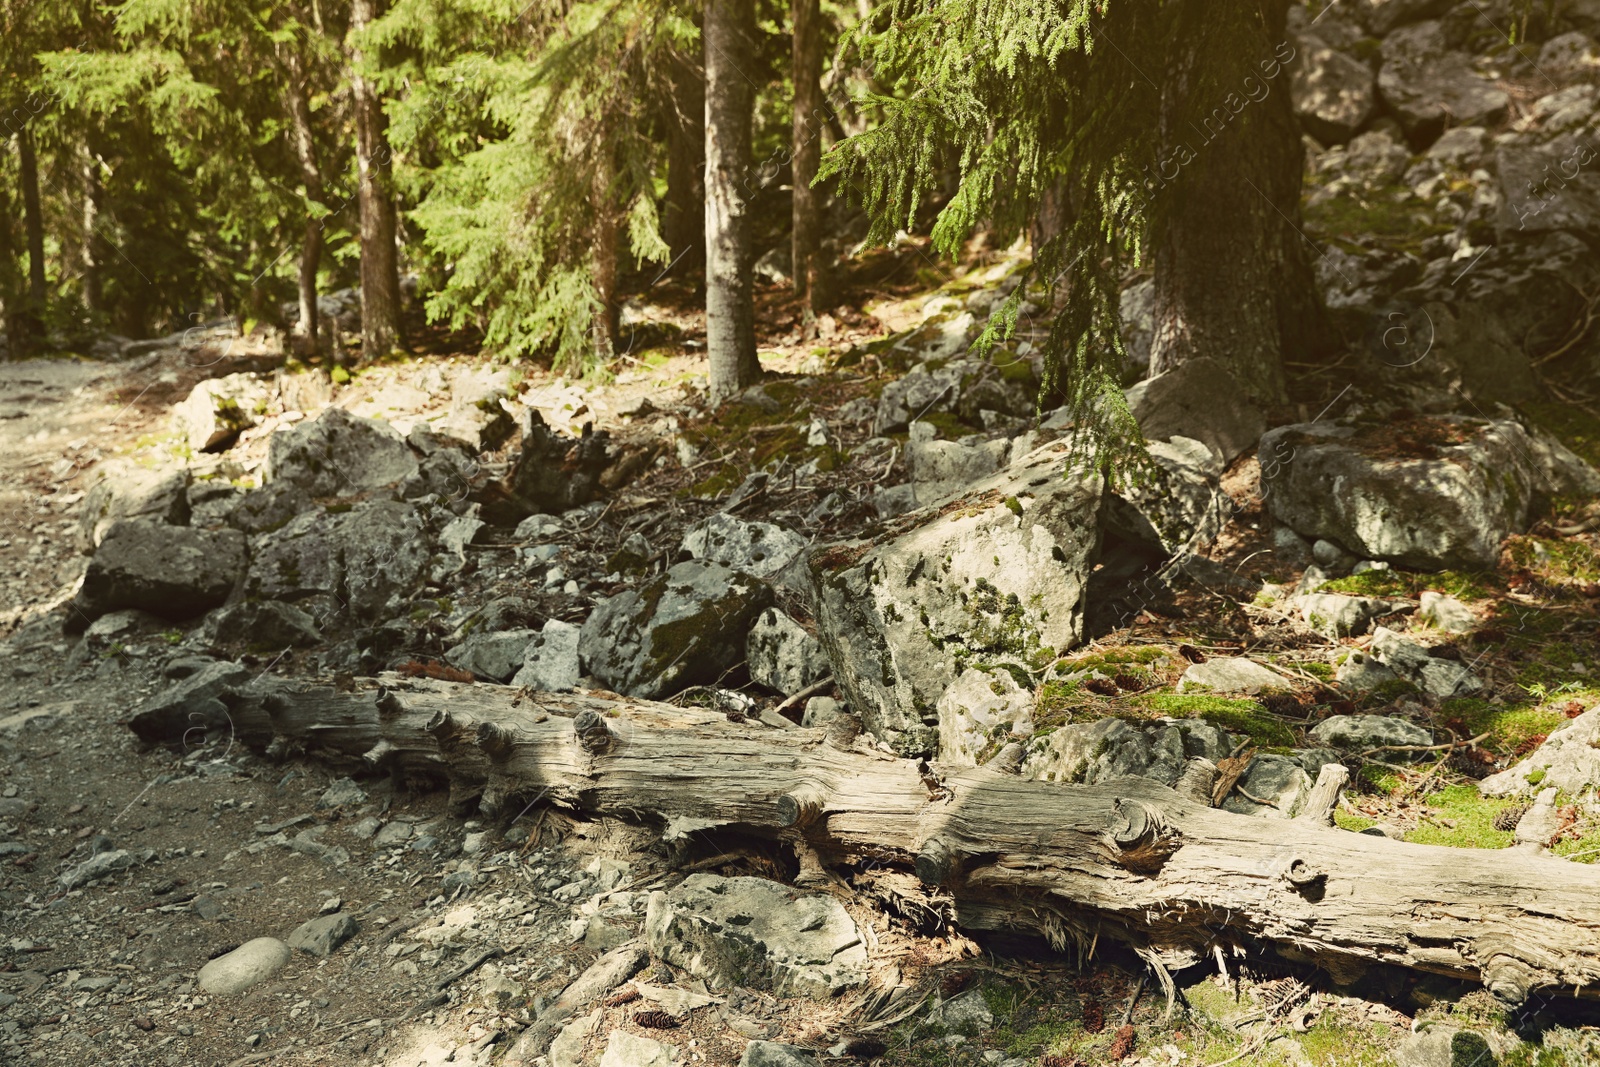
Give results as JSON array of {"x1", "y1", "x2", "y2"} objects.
[{"x1": 2, "y1": 0, "x2": 1326, "y2": 436}]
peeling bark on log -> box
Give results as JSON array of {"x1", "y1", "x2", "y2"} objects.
[{"x1": 129, "y1": 675, "x2": 1600, "y2": 1005}]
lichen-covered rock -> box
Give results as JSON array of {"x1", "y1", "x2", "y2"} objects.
[
  {"x1": 1335, "y1": 648, "x2": 1402, "y2": 691},
  {"x1": 265, "y1": 405, "x2": 418, "y2": 497},
  {"x1": 644, "y1": 874, "x2": 868, "y2": 998},
  {"x1": 1177, "y1": 657, "x2": 1293, "y2": 695},
  {"x1": 70, "y1": 520, "x2": 246, "y2": 629},
  {"x1": 937, "y1": 667, "x2": 1035, "y2": 766},
  {"x1": 681, "y1": 514, "x2": 806, "y2": 581},
  {"x1": 1259, "y1": 417, "x2": 1551, "y2": 570},
  {"x1": 580, "y1": 560, "x2": 774, "y2": 700},
  {"x1": 511, "y1": 619, "x2": 582, "y2": 691},
  {"x1": 1102, "y1": 436, "x2": 1229, "y2": 555},
  {"x1": 229, "y1": 481, "x2": 314, "y2": 535},
  {"x1": 1370, "y1": 626, "x2": 1482, "y2": 697},
  {"x1": 77, "y1": 462, "x2": 189, "y2": 550},
  {"x1": 1294, "y1": 593, "x2": 1402, "y2": 637},
  {"x1": 1418, "y1": 591, "x2": 1476, "y2": 633},
  {"x1": 243, "y1": 500, "x2": 432, "y2": 622},
  {"x1": 446, "y1": 628, "x2": 539, "y2": 682},
  {"x1": 745, "y1": 608, "x2": 829, "y2": 696},
  {"x1": 810, "y1": 439, "x2": 1101, "y2": 755},
  {"x1": 1291, "y1": 34, "x2": 1376, "y2": 144},
  {"x1": 1480, "y1": 703, "x2": 1600, "y2": 797},
  {"x1": 174, "y1": 373, "x2": 271, "y2": 453},
  {"x1": 873, "y1": 360, "x2": 969, "y2": 435},
  {"x1": 906, "y1": 420, "x2": 1010, "y2": 505},
  {"x1": 1310, "y1": 713, "x2": 1432, "y2": 752},
  {"x1": 1022, "y1": 716, "x2": 1233, "y2": 788},
  {"x1": 245, "y1": 509, "x2": 343, "y2": 603}
]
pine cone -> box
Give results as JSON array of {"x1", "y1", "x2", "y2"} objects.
[
  {"x1": 633, "y1": 1009, "x2": 681, "y2": 1029},
  {"x1": 1493, "y1": 803, "x2": 1530, "y2": 832}
]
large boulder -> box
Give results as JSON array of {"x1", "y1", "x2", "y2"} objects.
[
  {"x1": 511, "y1": 619, "x2": 582, "y2": 690},
  {"x1": 644, "y1": 874, "x2": 868, "y2": 998},
  {"x1": 1480, "y1": 703, "x2": 1600, "y2": 797},
  {"x1": 810, "y1": 439, "x2": 1101, "y2": 755},
  {"x1": 1259, "y1": 416, "x2": 1556, "y2": 570},
  {"x1": 579, "y1": 560, "x2": 774, "y2": 700},
  {"x1": 906, "y1": 421, "x2": 1011, "y2": 505},
  {"x1": 446, "y1": 629, "x2": 539, "y2": 683},
  {"x1": 70, "y1": 521, "x2": 246, "y2": 630},
  {"x1": 1377, "y1": 22, "x2": 1508, "y2": 140},
  {"x1": 265, "y1": 406, "x2": 418, "y2": 498},
  {"x1": 1122, "y1": 357, "x2": 1266, "y2": 464},
  {"x1": 243, "y1": 500, "x2": 431, "y2": 622},
  {"x1": 1290, "y1": 35, "x2": 1376, "y2": 144},
  {"x1": 1495, "y1": 134, "x2": 1600, "y2": 240},
  {"x1": 1369, "y1": 627, "x2": 1481, "y2": 697},
  {"x1": 174, "y1": 373, "x2": 271, "y2": 453},
  {"x1": 78, "y1": 462, "x2": 189, "y2": 550},
  {"x1": 1022, "y1": 716, "x2": 1234, "y2": 788},
  {"x1": 681, "y1": 514, "x2": 806, "y2": 582}
]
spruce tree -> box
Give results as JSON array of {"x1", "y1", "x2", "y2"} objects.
[
  {"x1": 349, "y1": 0, "x2": 404, "y2": 360},
  {"x1": 704, "y1": 0, "x2": 761, "y2": 401},
  {"x1": 790, "y1": 0, "x2": 826, "y2": 311},
  {"x1": 821, "y1": 0, "x2": 1326, "y2": 467}
]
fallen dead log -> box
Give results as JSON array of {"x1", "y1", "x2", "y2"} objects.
[{"x1": 130, "y1": 673, "x2": 1600, "y2": 1005}]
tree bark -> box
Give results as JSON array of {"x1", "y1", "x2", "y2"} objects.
[
  {"x1": 349, "y1": 0, "x2": 403, "y2": 360},
  {"x1": 662, "y1": 48, "x2": 705, "y2": 276},
  {"x1": 1146, "y1": 0, "x2": 1324, "y2": 403},
  {"x1": 283, "y1": 47, "x2": 326, "y2": 346},
  {"x1": 131, "y1": 674, "x2": 1600, "y2": 1007},
  {"x1": 703, "y1": 0, "x2": 761, "y2": 402},
  {"x1": 791, "y1": 0, "x2": 826, "y2": 310},
  {"x1": 18, "y1": 129, "x2": 47, "y2": 341},
  {"x1": 591, "y1": 147, "x2": 621, "y2": 361},
  {"x1": 80, "y1": 145, "x2": 103, "y2": 315}
]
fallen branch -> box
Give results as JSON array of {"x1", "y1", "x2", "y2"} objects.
[{"x1": 129, "y1": 674, "x2": 1600, "y2": 1007}]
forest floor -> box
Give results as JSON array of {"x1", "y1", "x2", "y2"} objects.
[{"x1": 3, "y1": 245, "x2": 1600, "y2": 1066}]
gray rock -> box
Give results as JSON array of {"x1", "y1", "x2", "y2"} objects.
[
  {"x1": 1177, "y1": 657, "x2": 1292, "y2": 695},
  {"x1": 874, "y1": 360, "x2": 970, "y2": 435},
  {"x1": 78, "y1": 462, "x2": 189, "y2": 551},
  {"x1": 447, "y1": 628, "x2": 539, "y2": 683},
  {"x1": 1291, "y1": 35, "x2": 1376, "y2": 144},
  {"x1": 1024, "y1": 716, "x2": 1234, "y2": 789},
  {"x1": 59, "y1": 848, "x2": 145, "y2": 890},
  {"x1": 1259, "y1": 417, "x2": 1551, "y2": 570},
  {"x1": 1378, "y1": 22, "x2": 1508, "y2": 138},
  {"x1": 229, "y1": 481, "x2": 313, "y2": 535},
  {"x1": 72, "y1": 975, "x2": 117, "y2": 993},
  {"x1": 126, "y1": 659, "x2": 250, "y2": 743},
  {"x1": 746, "y1": 609, "x2": 830, "y2": 696},
  {"x1": 1102, "y1": 436, "x2": 1229, "y2": 555},
  {"x1": 1335, "y1": 649, "x2": 1402, "y2": 691},
  {"x1": 681, "y1": 514, "x2": 806, "y2": 582},
  {"x1": 318, "y1": 778, "x2": 368, "y2": 809},
  {"x1": 1118, "y1": 278, "x2": 1155, "y2": 376},
  {"x1": 1219, "y1": 754, "x2": 1313, "y2": 818},
  {"x1": 265, "y1": 406, "x2": 418, "y2": 497},
  {"x1": 1496, "y1": 134, "x2": 1600, "y2": 240},
  {"x1": 197, "y1": 937, "x2": 292, "y2": 995},
  {"x1": 1310, "y1": 714, "x2": 1432, "y2": 752},
  {"x1": 1480, "y1": 703, "x2": 1600, "y2": 797},
  {"x1": 741, "y1": 1041, "x2": 821, "y2": 1067},
  {"x1": 286, "y1": 912, "x2": 358, "y2": 957},
  {"x1": 1294, "y1": 593, "x2": 1399, "y2": 637},
  {"x1": 870, "y1": 483, "x2": 918, "y2": 520},
  {"x1": 810, "y1": 438, "x2": 1101, "y2": 755},
  {"x1": 205, "y1": 600, "x2": 322, "y2": 649},
  {"x1": 174, "y1": 373, "x2": 270, "y2": 453},
  {"x1": 1123, "y1": 356, "x2": 1266, "y2": 464},
  {"x1": 907, "y1": 421, "x2": 1010, "y2": 505},
  {"x1": 1370, "y1": 627, "x2": 1482, "y2": 697},
  {"x1": 937, "y1": 667, "x2": 1035, "y2": 767},
  {"x1": 71, "y1": 521, "x2": 246, "y2": 628},
  {"x1": 645, "y1": 874, "x2": 868, "y2": 998},
  {"x1": 599, "y1": 1030, "x2": 676, "y2": 1067},
  {"x1": 510, "y1": 619, "x2": 583, "y2": 691},
  {"x1": 372, "y1": 821, "x2": 413, "y2": 848},
  {"x1": 926, "y1": 988, "x2": 995, "y2": 1033},
  {"x1": 436, "y1": 369, "x2": 516, "y2": 453},
  {"x1": 580, "y1": 560, "x2": 774, "y2": 700},
  {"x1": 1419, "y1": 591, "x2": 1475, "y2": 633},
  {"x1": 550, "y1": 1011, "x2": 602, "y2": 1067},
  {"x1": 802, "y1": 696, "x2": 844, "y2": 728},
  {"x1": 244, "y1": 500, "x2": 432, "y2": 622},
  {"x1": 1393, "y1": 1024, "x2": 1497, "y2": 1067},
  {"x1": 187, "y1": 478, "x2": 243, "y2": 529}
]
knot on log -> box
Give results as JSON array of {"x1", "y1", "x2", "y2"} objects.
[
  {"x1": 1282, "y1": 856, "x2": 1327, "y2": 890},
  {"x1": 574, "y1": 710, "x2": 614, "y2": 754},
  {"x1": 476, "y1": 721, "x2": 518, "y2": 760},
  {"x1": 425, "y1": 709, "x2": 455, "y2": 737},
  {"x1": 984, "y1": 742, "x2": 1025, "y2": 776},
  {"x1": 362, "y1": 739, "x2": 397, "y2": 769},
  {"x1": 376, "y1": 687, "x2": 406, "y2": 721},
  {"x1": 1483, "y1": 955, "x2": 1538, "y2": 1007},
  {"x1": 915, "y1": 837, "x2": 956, "y2": 887},
  {"x1": 1105, "y1": 799, "x2": 1182, "y2": 874},
  {"x1": 777, "y1": 784, "x2": 827, "y2": 828}
]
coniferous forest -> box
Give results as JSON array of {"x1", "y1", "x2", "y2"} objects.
[{"x1": 4, "y1": 2, "x2": 1600, "y2": 1065}]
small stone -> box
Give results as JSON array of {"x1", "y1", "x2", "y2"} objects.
[
  {"x1": 741, "y1": 1041, "x2": 822, "y2": 1067},
  {"x1": 287, "y1": 912, "x2": 359, "y2": 957},
  {"x1": 372, "y1": 821, "x2": 413, "y2": 849},
  {"x1": 318, "y1": 896, "x2": 342, "y2": 915},
  {"x1": 72, "y1": 976, "x2": 117, "y2": 993},
  {"x1": 802, "y1": 696, "x2": 843, "y2": 728},
  {"x1": 350, "y1": 816, "x2": 382, "y2": 840},
  {"x1": 197, "y1": 937, "x2": 292, "y2": 994},
  {"x1": 462, "y1": 831, "x2": 492, "y2": 855},
  {"x1": 599, "y1": 1029, "x2": 677, "y2": 1067},
  {"x1": 132, "y1": 1016, "x2": 155, "y2": 1032},
  {"x1": 1418, "y1": 591, "x2": 1476, "y2": 634},
  {"x1": 317, "y1": 777, "x2": 368, "y2": 809},
  {"x1": 1310, "y1": 714, "x2": 1432, "y2": 754},
  {"x1": 926, "y1": 988, "x2": 996, "y2": 1033},
  {"x1": 1177, "y1": 658, "x2": 1293, "y2": 695}
]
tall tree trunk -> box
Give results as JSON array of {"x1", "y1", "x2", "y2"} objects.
[
  {"x1": 1146, "y1": 0, "x2": 1323, "y2": 403},
  {"x1": 591, "y1": 147, "x2": 621, "y2": 361},
  {"x1": 284, "y1": 47, "x2": 326, "y2": 346},
  {"x1": 662, "y1": 49, "x2": 705, "y2": 275},
  {"x1": 18, "y1": 129, "x2": 47, "y2": 341},
  {"x1": 791, "y1": 0, "x2": 826, "y2": 310},
  {"x1": 80, "y1": 145, "x2": 103, "y2": 315},
  {"x1": 704, "y1": 0, "x2": 761, "y2": 402},
  {"x1": 350, "y1": 0, "x2": 403, "y2": 361}
]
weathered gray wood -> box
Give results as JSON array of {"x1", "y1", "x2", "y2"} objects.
[{"x1": 131, "y1": 674, "x2": 1600, "y2": 1005}]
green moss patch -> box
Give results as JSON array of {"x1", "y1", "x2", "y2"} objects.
[
  {"x1": 1137, "y1": 692, "x2": 1296, "y2": 747},
  {"x1": 1404, "y1": 784, "x2": 1519, "y2": 849},
  {"x1": 1318, "y1": 568, "x2": 1493, "y2": 602}
]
